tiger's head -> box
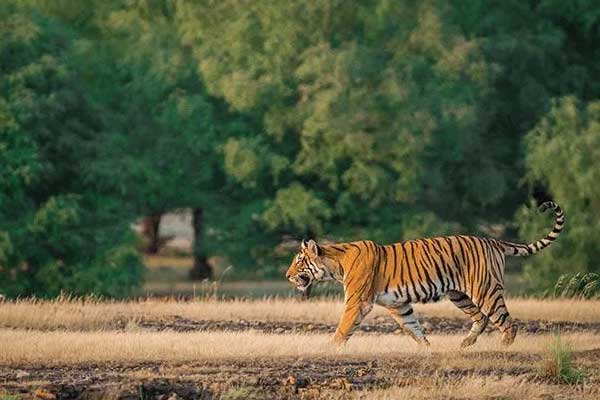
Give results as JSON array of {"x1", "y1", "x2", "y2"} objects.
[{"x1": 286, "y1": 239, "x2": 331, "y2": 292}]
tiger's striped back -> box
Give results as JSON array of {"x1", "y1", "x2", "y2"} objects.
[{"x1": 370, "y1": 236, "x2": 507, "y2": 306}]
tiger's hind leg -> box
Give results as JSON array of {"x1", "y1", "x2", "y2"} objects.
[
  {"x1": 387, "y1": 304, "x2": 430, "y2": 346},
  {"x1": 447, "y1": 290, "x2": 489, "y2": 348},
  {"x1": 481, "y1": 288, "x2": 517, "y2": 346}
]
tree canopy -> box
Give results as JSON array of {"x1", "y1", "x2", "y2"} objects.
[
  {"x1": 1, "y1": 0, "x2": 599, "y2": 296},
  {"x1": 0, "y1": 2, "x2": 142, "y2": 297}
]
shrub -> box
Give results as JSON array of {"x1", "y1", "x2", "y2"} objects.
[
  {"x1": 552, "y1": 273, "x2": 599, "y2": 299},
  {"x1": 540, "y1": 332, "x2": 586, "y2": 384}
]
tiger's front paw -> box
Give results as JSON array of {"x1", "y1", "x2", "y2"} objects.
[
  {"x1": 501, "y1": 324, "x2": 518, "y2": 346},
  {"x1": 333, "y1": 333, "x2": 348, "y2": 347},
  {"x1": 460, "y1": 334, "x2": 478, "y2": 348}
]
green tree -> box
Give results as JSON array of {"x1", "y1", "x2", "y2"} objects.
[
  {"x1": 0, "y1": 2, "x2": 143, "y2": 297},
  {"x1": 4, "y1": 0, "x2": 600, "y2": 289},
  {"x1": 177, "y1": 0, "x2": 495, "y2": 246},
  {"x1": 517, "y1": 97, "x2": 600, "y2": 290},
  {"x1": 89, "y1": 3, "x2": 218, "y2": 279},
  {"x1": 83, "y1": 2, "x2": 270, "y2": 278}
]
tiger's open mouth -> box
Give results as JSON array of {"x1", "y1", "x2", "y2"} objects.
[{"x1": 295, "y1": 273, "x2": 312, "y2": 291}]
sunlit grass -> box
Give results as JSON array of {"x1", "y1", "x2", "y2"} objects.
[
  {"x1": 354, "y1": 376, "x2": 596, "y2": 400},
  {"x1": 0, "y1": 329, "x2": 598, "y2": 365},
  {"x1": 0, "y1": 297, "x2": 598, "y2": 331}
]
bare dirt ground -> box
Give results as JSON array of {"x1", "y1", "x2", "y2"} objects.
[
  {"x1": 1, "y1": 298, "x2": 599, "y2": 399},
  {"x1": 2, "y1": 350, "x2": 599, "y2": 399},
  {"x1": 133, "y1": 315, "x2": 600, "y2": 335}
]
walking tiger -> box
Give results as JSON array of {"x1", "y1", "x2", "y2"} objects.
[{"x1": 285, "y1": 201, "x2": 564, "y2": 347}]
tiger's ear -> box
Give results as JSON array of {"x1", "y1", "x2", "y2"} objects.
[
  {"x1": 301, "y1": 239, "x2": 308, "y2": 250},
  {"x1": 306, "y1": 239, "x2": 321, "y2": 257}
]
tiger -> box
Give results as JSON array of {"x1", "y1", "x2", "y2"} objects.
[{"x1": 285, "y1": 201, "x2": 564, "y2": 347}]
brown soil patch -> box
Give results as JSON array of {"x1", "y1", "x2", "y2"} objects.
[
  {"x1": 135, "y1": 316, "x2": 600, "y2": 335},
  {"x1": 2, "y1": 351, "x2": 599, "y2": 400},
  {"x1": 0, "y1": 356, "x2": 531, "y2": 399}
]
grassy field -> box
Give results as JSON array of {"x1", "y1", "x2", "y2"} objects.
[
  {"x1": 0, "y1": 297, "x2": 599, "y2": 399},
  {"x1": 0, "y1": 297, "x2": 598, "y2": 330},
  {"x1": 2, "y1": 329, "x2": 600, "y2": 363}
]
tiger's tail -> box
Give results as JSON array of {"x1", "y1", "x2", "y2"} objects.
[{"x1": 500, "y1": 201, "x2": 564, "y2": 257}]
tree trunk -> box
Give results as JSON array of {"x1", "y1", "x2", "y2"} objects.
[
  {"x1": 189, "y1": 207, "x2": 213, "y2": 280},
  {"x1": 142, "y1": 213, "x2": 162, "y2": 254}
]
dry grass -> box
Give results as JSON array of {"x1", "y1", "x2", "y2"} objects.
[
  {"x1": 0, "y1": 329, "x2": 598, "y2": 365},
  {"x1": 1, "y1": 296, "x2": 599, "y2": 400},
  {"x1": 0, "y1": 297, "x2": 598, "y2": 331},
  {"x1": 143, "y1": 280, "x2": 295, "y2": 298},
  {"x1": 356, "y1": 376, "x2": 597, "y2": 400},
  {"x1": 143, "y1": 255, "x2": 194, "y2": 269}
]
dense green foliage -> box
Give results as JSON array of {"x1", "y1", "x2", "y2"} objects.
[
  {"x1": 1, "y1": 0, "x2": 599, "y2": 296},
  {"x1": 517, "y1": 97, "x2": 600, "y2": 289},
  {"x1": 0, "y1": 2, "x2": 143, "y2": 297}
]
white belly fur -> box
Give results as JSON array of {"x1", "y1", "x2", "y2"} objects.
[
  {"x1": 375, "y1": 285, "x2": 448, "y2": 307},
  {"x1": 375, "y1": 291, "x2": 408, "y2": 306}
]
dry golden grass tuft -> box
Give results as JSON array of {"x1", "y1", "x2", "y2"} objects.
[{"x1": 0, "y1": 297, "x2": 598, "y2": 331}]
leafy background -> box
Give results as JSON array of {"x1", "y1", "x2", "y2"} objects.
[{"x1": 1, "y1": 0, "x2": 599, "y2": 297}]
